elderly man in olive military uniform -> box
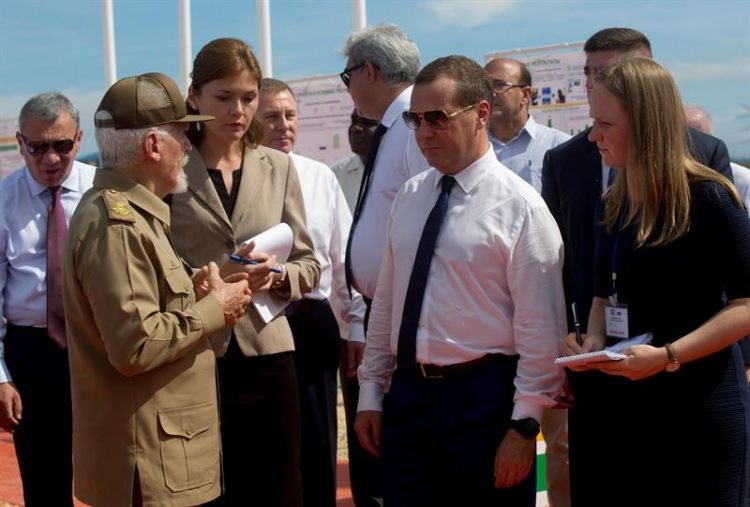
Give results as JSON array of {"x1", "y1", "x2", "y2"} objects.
[{"x1": 63, "y1": 73, "x2": 252, "y2": 507}]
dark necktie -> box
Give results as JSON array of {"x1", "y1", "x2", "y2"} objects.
[
  {"x1": 606, "y1": 167, "x2": 615, "y2": 188},
  {"x1": 397, "y1": 175, "x2": 456, "y2": 369},
  {"x1": 47, "y1": 186, "x2": 67, "y2": 348},
  {"x1": 345, "y1": 123, "x2": 388, "y2": 295}
]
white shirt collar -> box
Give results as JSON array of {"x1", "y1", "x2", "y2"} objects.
[{"x1": 380, "y1": 86, "x2": 413, "y2": 129}]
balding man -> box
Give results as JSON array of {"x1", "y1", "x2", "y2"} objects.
[
  {"x1": 685, "y1": 104, "x2": 750, "y2": 211},
  {"x1": 484, "y1": 57, "x2": 572, "y2": 506},
  {"x1": 485, "y1": 58, "x2": 570, "y2": 193},
  {"x1": 64, "y1": 72, "x2": 252, "y2": 506}
]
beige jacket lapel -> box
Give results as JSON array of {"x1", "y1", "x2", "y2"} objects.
[{"x1": 231, "y1": 146, "x2": 272, "y2": 228}]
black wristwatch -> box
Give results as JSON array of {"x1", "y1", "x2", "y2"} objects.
[{"x1": 509, "y1": 418, "x2": 541, "y2": 440}]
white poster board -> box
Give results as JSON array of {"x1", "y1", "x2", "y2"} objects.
[{"x1": 287, "y1": 74, "x2": 354, "y2": 166}]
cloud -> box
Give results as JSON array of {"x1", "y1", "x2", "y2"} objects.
[
  {"x1": 666, "y1": 57, "x2": 750, "y2": 81},
  {"x1": 420, "y1": 0, "x2": 518, "y2": 28}
]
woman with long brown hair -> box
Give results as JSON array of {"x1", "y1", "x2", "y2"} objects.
[
  {"x1": 563, "y1": 56, "x2": 750, "y2": 506},
  {"x1": 169, "y1": 37, "x2": 319, "y2": 507}
]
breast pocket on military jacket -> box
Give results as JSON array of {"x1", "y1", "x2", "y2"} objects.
[
  {"x1": 163, "y1": 263, "x2": 193, "y2": 312},
  {"x1": 157, "y1": 402, "x2": 220, "y2": 492}
]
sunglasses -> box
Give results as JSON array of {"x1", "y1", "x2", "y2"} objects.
[
  {"x1": 339, "y1": 62, "x2": 366, "y2": 88},
  {"x1": 18, "y1": 133, "x2": 76, "y2": 156},
  {"x1": 402, "y1": 103, "x2": 479, "y2": 130}
]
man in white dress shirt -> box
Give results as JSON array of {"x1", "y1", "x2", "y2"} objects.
[
  {"x1": 257, "y1": 78, "x2": 367, "y2": 507},
  {"x1": 485, "y1": 58, "x2": 571, "y2": 193},
  {"x1": 486, "y1": 56, "x2": 572, "y2": 507},
  {"x1": 339, "y1": 23, "x2": 430, "y2": 506},
  {"x1": 0, "y1": 92, "x2": 95, "y2": 506},
  {"x1": 354, "y1": 55, "x2": 566, "y2": 506}
]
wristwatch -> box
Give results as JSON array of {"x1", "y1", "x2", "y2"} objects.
[
  {"x1": 664, "y1": 342, "x2": 681, "y2": 372},
  {"x1": 509, "y1": 418, "x2": 541, "y2": 440}
]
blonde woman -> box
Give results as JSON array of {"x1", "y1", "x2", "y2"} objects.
[{"x1": 563, "y1": 57, "x2": 750, "y2": 506}]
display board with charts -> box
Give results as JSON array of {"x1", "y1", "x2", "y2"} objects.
[
  {"x1": 0, "y1": 118, "x2": 24, "y2": 180},
  {"x1": 287, "y1": 74, "x2": 355, "y2": 167}
]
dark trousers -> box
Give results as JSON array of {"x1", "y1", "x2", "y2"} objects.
[
  {"x1": 4, "y1": 324, "x2": 73, "y2": 507},
  {"x1": 340, "y1": 297, "x2": 383, "y2": 507},
  {"x1": 339, "y1": 340, "x2": 384, "y2": 507},
  {"x1": 205, "y1": 344, "x2": 302, "y2": 507},
  {"x1": 381, "y1": 355, "x2": 535, "y2": 507},
  {"x1": 287, "y1": 299, "x2": 339, "y2": 507}
]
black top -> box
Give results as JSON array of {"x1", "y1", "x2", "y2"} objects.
[{"x1": 206, "y1": 168, "x2": 242, "y2": 218}]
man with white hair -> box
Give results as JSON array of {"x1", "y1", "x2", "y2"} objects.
[
  {"x1": 340, "y1": 23, "x2": 430, "y2": 506},
  {"x1": 64, "y1": 72, "x2": 252, "y2": 507}
]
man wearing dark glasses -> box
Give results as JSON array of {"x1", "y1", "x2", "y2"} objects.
[
  {"x1": 0, "y1": 92, "x2": 95, "y2": 506},
  {"x1": 340, "y1": 23, "x2": 429, "y2": 507},
  {"x1": 485, "y1": 58, "x2": 570, "y2": 194},
  {"x1": 355, "y1": 55, "x2": 565, "y2": 507}
]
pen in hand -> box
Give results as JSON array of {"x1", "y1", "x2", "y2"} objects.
[
  {"x1": 571, "y1": 302, "x2": 583, "y2": 347},
  {"x1": 229, "y1": 254, "x2": 283, "y2": 274}
]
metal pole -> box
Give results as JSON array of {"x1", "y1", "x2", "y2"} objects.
[
  {"x1": 178, "y1": 0, "x2": 192, "y2": 94},
  {"x1": 352, "y1": 0, "x2": 366, "y2": 31},
  {"x1": 257, "y1": 0, "x2": 272, "y2": 77},
  {"x1": 102, "y1": 0, "x2": 117, "y2": 86}
]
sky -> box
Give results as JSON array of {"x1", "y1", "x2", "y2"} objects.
[{"x1": 1, "y1": 0, "x2": 749, "y2": 159}]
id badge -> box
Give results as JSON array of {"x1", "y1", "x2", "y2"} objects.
[{"x1": 605, "y1": 303, "x2": 629, "y2": 338}]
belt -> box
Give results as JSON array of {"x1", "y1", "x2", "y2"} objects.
[{"x1": 413, "y1": 353, "x2": 499, "y2": 379}]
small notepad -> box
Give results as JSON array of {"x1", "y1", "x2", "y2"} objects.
[{"x1": 555, "y1": 332, "x2": 653, "y2": 366}]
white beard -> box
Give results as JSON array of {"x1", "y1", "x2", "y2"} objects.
[{"x1": 169, "y1": 156, "x2": 190, "y2": 194}]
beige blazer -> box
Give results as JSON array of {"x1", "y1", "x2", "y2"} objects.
[
  {"x1": 170, "y1": 145, "x2": 320, "y2": 356},
  {"x1": 64, "y1": 170, "x2": 226, "y2": 507}
]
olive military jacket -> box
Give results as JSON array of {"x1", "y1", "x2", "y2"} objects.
[{"x1": 64, "y1": 169, "x2": 226, "y2": 507}]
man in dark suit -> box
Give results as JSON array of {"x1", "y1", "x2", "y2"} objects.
[
  {"x1": 542, "y1": 27, "x2": 732, "y2": 336},
  {"x1": 541, "y1": 27, "x2": 733, "y2": 505}
]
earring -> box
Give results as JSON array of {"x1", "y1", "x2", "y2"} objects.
[{"x1": 196, "y1": 122, "x2": 201, "y2": 132}]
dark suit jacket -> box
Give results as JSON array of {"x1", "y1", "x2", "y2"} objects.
[
  {"x1": 541, "y1": 126, "x2": 732, "y2": 331},
  {"x1": 169, "y1": 145, "x2": 320, "y2": 357}
]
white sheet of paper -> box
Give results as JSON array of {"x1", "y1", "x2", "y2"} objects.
[{"x1": 241, "y1": 223, "x2": 294, "y2": 323}]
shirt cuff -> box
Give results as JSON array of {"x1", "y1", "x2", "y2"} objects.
[
  {"x1": 511, "y1": 400, "x2": 544, "y2": 424},
  {"x1": 347, "y1": 322, "x2": 365, "y2": 343},
  {"x1": 357, "y1": 382, "x2": 384, "y2": 412},
  {"x1": 0, "y1": 357, "x2": 11, "y2": 384}
]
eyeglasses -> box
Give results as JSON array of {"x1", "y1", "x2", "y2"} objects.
[
  {"x1": 339, "y1": 62, "x2": 366, "y2": 88},
  {"x1": 492, "y1": 81, "x2": 528, "y2": 94},
  {"x1": 18, "y1": 133, "x2": 76, "y2": 156},
  {"x1": 402, "y1": 103, "x2": 479, "y2": 130}
]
